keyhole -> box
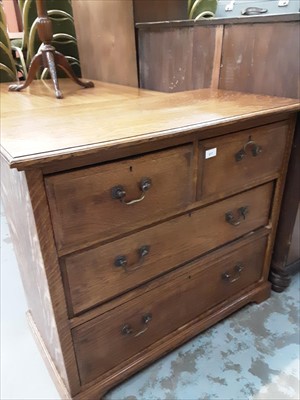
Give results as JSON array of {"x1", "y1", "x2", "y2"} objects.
[{"x1": 129, "y1": 166, "x2": 133, "y2": 172}]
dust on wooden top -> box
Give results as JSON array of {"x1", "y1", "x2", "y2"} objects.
[{"x1": 1, "y1": 79, "x2": 299, "y2": 170}]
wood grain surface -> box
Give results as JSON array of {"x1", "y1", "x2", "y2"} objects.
[
  {"x1": 64, "y1": 182, "x2": 273, "y2": 315},
  {"x1": 46, "y1": 145, "x2": 194, "y2": 253},
  {"x1": 0, "y1": 158, "x2": 80, "y2": 395},
  {"x1": 198, "y1": 121, "x2": 289, "y2": 200},
  {"x1": 219, "y1": 22, "x2": 300, "y2": 99},
  {"x1": 138, "y1": 26, "x2": 220, "y2": 91},
  {"x1": 0, "y1": 80, "x2": 299, "y2": 170},
  {"x1": 73, "y1": 234, "x2": 268, "y2": 385},
  {"x1": 136, "y1": 16, "x2": 300, "y2": 294},
  {"x1": 270, "y1": 115, "x2": 300, "y2": 289},
  {"x1": 74, "y1": 281, "x2": 271, "y2": 399},
  {"x1": 72, "y1": 0, "x2": 138, "y2": 87},
  {"x1": 133, "y1": 0, "x2": 187, "y2": 23},
  {"x1": 1, "y1": 77, "x2": 298, "y2": 399},
  {"x1": 27, "y1": 312, "x2": 71, "y2": 400},
  {"x1": 137, "y1": 19, "x2": 299, "y2": 100},
  {"x1": 136, "y1": 14, "x2": 300, "y2": 29}
]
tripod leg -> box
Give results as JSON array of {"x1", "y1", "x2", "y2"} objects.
[
  {"x1": 45, "y1": 51, "x2": 63, "y2": 99},
  {"x1": 55, "y1": 51, "x2": 94, "y2": 89},
  {"x1": 9, "y1": 52, "x2": 43, "y2": 92}
]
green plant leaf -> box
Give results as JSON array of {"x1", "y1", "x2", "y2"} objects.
[{"x1": 188, "y1": 0, "x2": 217, "y2": 19}]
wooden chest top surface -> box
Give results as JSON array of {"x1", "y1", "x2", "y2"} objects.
[{"x1": 0, "y1": 79, "x2": 299, "y2": 170}]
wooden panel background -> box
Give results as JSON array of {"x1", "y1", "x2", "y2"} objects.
[
  {"x1": 72, "y1": 0, "x2": 138, "y2": 87},
  {"x1": 219, "y1": 22, "x2": 300, "y2": 99},
  {"x1": 139, "y1": 26, "x2": 222, "y2": 92},
  {"x1": 133, "y1": 0, "x2": 187, "y2": 23},
  {"x1": 2, "y1": 0, "x2": 22, "y2": 32},
  {"x1": 137, "y1": 19, "x2": 299, "y2": 98}
]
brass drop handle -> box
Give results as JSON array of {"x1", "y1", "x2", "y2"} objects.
[
  {"x1": 111, "y1": 177, "x2": 152, "y2": 205},
  {"x1": 121, "y1": 313, "x2": 153, "y2": 337},
  {"x1": 222, "y1": 263, "x2": 244, "y2": 283},
  {"x1": 114, "y1": 245, "x2": 150, "y2": 272},
  {"x1": 235, "y1": 140, "x2": 262, "y2": 162},
  {"x1": 225, "y1": 206, "x2": 249, "y2": 226}
]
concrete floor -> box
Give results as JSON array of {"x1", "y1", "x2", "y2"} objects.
[{"x1": 1, "y1": 206, "x2": 299, "y2": 400}]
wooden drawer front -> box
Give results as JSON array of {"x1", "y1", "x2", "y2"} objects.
[
  {"x1": 73, "y1": 235, "x2": 268, "y2": 385},
  {"x1": 65, "y1": 182, "x2": 273, "y2": 315},
  {"x1": 198, "y1": 121, "x2": 288, "y2": 200},
  {"x1": 45, "y1": 146, "x2": 194, "y2": 253}
]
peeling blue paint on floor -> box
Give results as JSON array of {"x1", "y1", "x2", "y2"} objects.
[
  {"x1": 1, "y1": 207, "x2": 299, "y2": 400},
  {"x1": 105, "y1": 274, "x2": 300, "y2": 400}
]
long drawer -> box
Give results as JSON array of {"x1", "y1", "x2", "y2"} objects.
[
  {"x1": 45, "y1": 145, "x2": 194, "y2": 253},
  {"x1": 65, "y1": 182, "x2": 273, "y2": 315},
  {"x1": 72, "y1": 234, "x2": 268, "y2": 385},
  {"x1": 198, "y1": 121, "x2": 288, "y2": 201}
]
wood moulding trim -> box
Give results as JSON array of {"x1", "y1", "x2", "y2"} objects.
[
  {"x1": 135, "y1": 14, "x2": 300, "y2": 30},
  {"x1": 6, "y1": 109, "x2": 299, "y2": 171},
  {"x1": 40, "y1": 113, "x2": 292, "y2": 175},
  {"x1": 270, "y1": 114, "x2": 300, "y2": 290},
  {"x1": 211, "y1": 25, "x2": 224, "y2": 89},
  {"x1": 24, "y1": 169, "x2": 81, "y2": 396},
  {"x1": 27, "y1": 312, "x2": 71, "y2": 400},
  {"x1": 262, "y1": 115, "x2": 298, "y2": 282},
  {"x1": 73, "y1": 281, "x2": 271, "y2": 400}
]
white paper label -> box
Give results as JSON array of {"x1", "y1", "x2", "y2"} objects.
[{"x1": 205, "y1": 148, "x2": 217, "y2": 159}]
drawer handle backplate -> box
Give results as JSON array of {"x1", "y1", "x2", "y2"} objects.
[
  {"x1": 225, "y1": 206, "x2": 249, "y2": 226},
  {"x1": 121, "y1": 313, "x2": 153, "y2": 338},
  {"x1": 111, "y1": 177, "x2": 152, "y2": 205},
  {"x1": 222, "y1": 263, "x2": 244, "y2": 283},
  {"x1": 114, "y1": 245, "x2": 150, "y2": 272},
  {"x1": 235, "y1": 140, "x2": 262, "y2": 162}
]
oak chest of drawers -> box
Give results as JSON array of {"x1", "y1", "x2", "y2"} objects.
[{"x1": 1, "y1": 80, "x2": 299, "y2": 399}]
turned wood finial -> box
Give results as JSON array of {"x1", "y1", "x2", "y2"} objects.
[
  {"x1": 35, "y1": 0, "x2": 47, "y2": 16},
  {"x1": 36, "y1": 0, "x2": 53, "y2": 44}
]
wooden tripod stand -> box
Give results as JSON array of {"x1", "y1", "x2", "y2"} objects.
[{"x1": 9, "y1": 0, "x2": 94, "y2": 99}]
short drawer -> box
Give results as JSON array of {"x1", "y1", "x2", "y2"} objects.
[
  {"x1": 65, "y1": 182, "x2": 273, "y2": 315},
  {"x1": 45, "y1": 145, "x2": 194, "y2": 253},
  {"x1": 198, "y1": 121, "x2": 288, "y2": 201},
  {"x1": 72, "y1": 235, "x2": 268, "y2": 385}
]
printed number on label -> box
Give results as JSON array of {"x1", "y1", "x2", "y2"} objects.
[{"x1": 205, "y1": 148, "x2": 217, "y2": 159}]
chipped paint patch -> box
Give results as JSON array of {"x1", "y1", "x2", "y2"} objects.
[
  {"x1": 249, "y1": 357, "x2": 280, "y2": 384},
  {"x1": 207, "y1": 375, "x2": 227, "y2": 386}
]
